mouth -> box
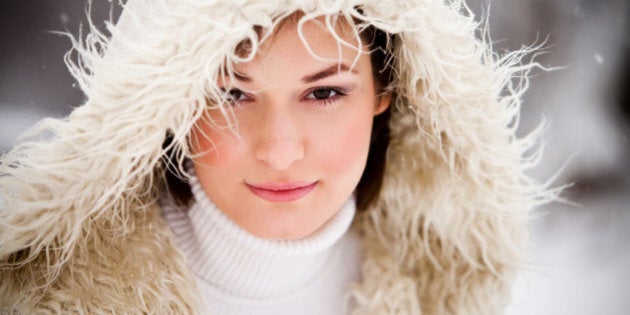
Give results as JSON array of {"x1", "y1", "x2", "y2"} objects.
[{"x1": 245, "y1": 181, "x2": 318, "y2": 203}]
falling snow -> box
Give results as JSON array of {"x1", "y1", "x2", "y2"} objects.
[
  {"x1": 60, "y1": 12, "x2": 69, "y2": 25},
  {"x1": 595, "y1": 53, "x2": 605, "y2": 64}
]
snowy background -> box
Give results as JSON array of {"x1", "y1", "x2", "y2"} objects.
[{"x1": 1, "y1": 1, "x2": 628, "y2": 314}]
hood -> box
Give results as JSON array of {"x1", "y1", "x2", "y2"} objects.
[{"x1": 0, "y1": 0, "x2": 558, "y2": 313}]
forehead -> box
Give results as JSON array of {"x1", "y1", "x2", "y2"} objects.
[
  {"x1": 235, "y1": 15, "x2": 365, "y2": 71},
  {"x1": 275, "y1": 15, "x2": 360, "y2": 48}
]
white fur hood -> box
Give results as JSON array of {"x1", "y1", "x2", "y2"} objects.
[{"x1": 0, "y1": 0, "x2": 556, "y2": 313}]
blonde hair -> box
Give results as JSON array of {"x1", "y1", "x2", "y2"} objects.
[{"x1": 0, "y1": 0, "x2": 559, "y2": 313}]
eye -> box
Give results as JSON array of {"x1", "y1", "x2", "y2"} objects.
[
  {"x1": 306, "y1": 88, "x2": 339, "y2": 100},
  {"x1": 227, "y1": 88, "x2": 247, "y2": 102},
  {"x1": 220, "y1": 88, "x2": 250, "y2": 105}
]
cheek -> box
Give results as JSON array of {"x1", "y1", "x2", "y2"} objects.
[
  {"x1": 190, "y1": 115, "x2": 238, "y2": 166},
  {"x1": 189, "y1": 117, "x2": 248, "y2": 201},
  {"x1": 190, "y1": 116, "x2": 247, "y2": 206},
  {"x1": 312, "y1": 107, "x2": 374, "y2": 181}
]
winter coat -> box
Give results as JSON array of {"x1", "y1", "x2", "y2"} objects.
[{"x1": 0, "y1": 0, "x2": 556, "y2": 313}]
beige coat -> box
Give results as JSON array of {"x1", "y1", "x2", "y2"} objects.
[{"x1": 0, "y1": 0, "x2": 557, "y2": 313}]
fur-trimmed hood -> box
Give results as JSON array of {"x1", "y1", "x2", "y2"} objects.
[{"x1": 0, "y1": 0, "x2": 556, "y2": 313}]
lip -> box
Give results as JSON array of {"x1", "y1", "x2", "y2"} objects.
[{"x1": 245, "y1": 181, "x2": 318, "y2": 203}]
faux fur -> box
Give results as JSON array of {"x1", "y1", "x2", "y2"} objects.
[{"x1": 0, "y1": 0, "x2": 559, "y2": 314}]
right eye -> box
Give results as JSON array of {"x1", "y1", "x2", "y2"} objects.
[{"x1": 222, "y1": 88, "x2": 249, "y2": 104}]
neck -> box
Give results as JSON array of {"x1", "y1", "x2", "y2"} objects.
[{"x1": 163, "y1": 174, "x2": 356, "y2": 299}]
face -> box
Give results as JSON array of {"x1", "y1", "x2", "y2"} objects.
[{"x1": 190, "y1": 17, "x2": 391, "y2": 240}]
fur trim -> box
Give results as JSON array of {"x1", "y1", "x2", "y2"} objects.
[{"x1": 0, "y1": 0, "x2": 559, "y2": 313}]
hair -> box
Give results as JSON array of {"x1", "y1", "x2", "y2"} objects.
[{"x1": 163, "y1": 14, "x2": 396, "y2": 211}]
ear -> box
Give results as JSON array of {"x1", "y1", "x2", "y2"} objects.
[{"x1": 374, "y1": 92, "x2": 392, "y2": 116}]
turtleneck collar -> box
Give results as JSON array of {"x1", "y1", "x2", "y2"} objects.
[{"x1": 162, "y1": 174, "x2": 356, "y2": 299}]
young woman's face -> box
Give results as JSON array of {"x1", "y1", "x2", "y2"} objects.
[{"x1": 191, "y1": 18, "x2": 390, "y2": 239}]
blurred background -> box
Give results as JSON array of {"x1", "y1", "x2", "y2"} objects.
[
  {"x1": 465, "y1": 1, "x2": 630, "y2": 314},
  {"x1": 1, "y1": 1, "x2": 628, "y2": 313}
]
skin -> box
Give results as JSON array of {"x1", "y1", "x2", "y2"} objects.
[{"x1": 191, "y1": 17, "x2": 391, "y2": 240}]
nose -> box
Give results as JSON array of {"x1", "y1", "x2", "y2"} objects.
[{"x1": 253, "y1": 105, "x2": 305, "y2": 170}]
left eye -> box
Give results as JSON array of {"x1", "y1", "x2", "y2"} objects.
[{"x1": 307, "y1": 88, "x2": 338, "y2": 100}]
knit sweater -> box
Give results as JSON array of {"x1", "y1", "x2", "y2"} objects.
[{"x1": 161, "y1": 174, "x2": 363, "y2": 314}]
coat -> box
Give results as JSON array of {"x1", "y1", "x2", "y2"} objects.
[{"x1": 0, "y1": 0, "x2": 557, "y2": 313}]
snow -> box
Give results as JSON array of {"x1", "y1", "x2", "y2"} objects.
[{"x1": 594, "y1": 54, "x2": 605, "y2": 64}]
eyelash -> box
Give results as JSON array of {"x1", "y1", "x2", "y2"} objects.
[
  {"x1": 221, "y1": 88, "x2": 250, "y2": 105},
  {"x1": 220, "y1": 86, "x2": 347, "y2": 107},
  {"x1": 304, "y1": 86, "x2": 347, "y2": 107}
]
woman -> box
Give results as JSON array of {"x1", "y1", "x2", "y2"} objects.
[{"x1": 0, "y1": 0, "x2": 556, "y2": 313}]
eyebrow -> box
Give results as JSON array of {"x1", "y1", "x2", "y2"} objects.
[
  {"x1": 301, "y1": 64, "x2": 358, "y2": 83},
  {"x1": 229, "y1": 63, "x2": 358, "y2": 84},
  {"x1": 233, "y1": 71, "x2": 251, "y2": 82}
]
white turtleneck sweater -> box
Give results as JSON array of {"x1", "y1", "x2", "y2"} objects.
[{"x1": 161, "y1": 175, "x2": 364, "y2": 314}]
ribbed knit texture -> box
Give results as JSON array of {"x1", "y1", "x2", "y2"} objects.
[{"x1": 161, "y1": 174, "x2": 362, "y2": 314}]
